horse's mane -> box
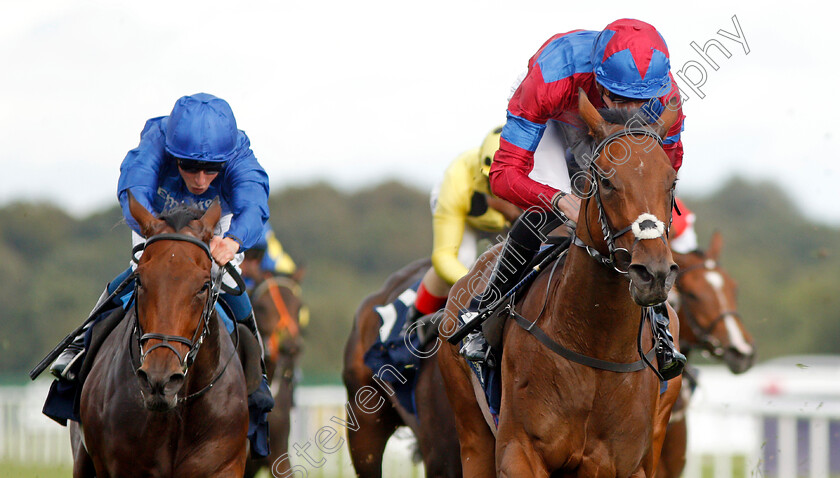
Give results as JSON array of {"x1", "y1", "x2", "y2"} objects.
[{"x1": 158, "y1": 204, "x2": 205, "y2": 231}]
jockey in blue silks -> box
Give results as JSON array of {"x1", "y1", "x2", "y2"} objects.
[{"x1": 51, "y1": 93, "x2": 270, "y2": 380}]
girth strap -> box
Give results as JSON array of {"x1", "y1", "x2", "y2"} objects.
[{"x1": 511, "y1": 311, "x2": 657, "y2": 373}]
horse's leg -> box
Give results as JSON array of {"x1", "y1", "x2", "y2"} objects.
[
  {"x1": 343, "y1": 349, "x2": 402, "y2": 478},
  {"x1": 495, "y1": 435, "x2": 548, "y2": 478},
  {"x1": 345, "y1": 397, "x2": 401, "y2": 477},
  {"x1": 436, "y1": 341, "x2": 495, "y2": 477},
  {"x1": 655, "y1": 418, "x2": 687, "y2": 478},
  {"x1": 70, "y1": 422, "x2": 96, "y2": 478},
  {"x1": 259, "y1": 358, "x2": 297, "y2": 478},
  {"x1": 648, "y1": 308, "x2": 684, "y2": 475},
  {"x1": 648, "y1": 374, "x2": 682, "y2": 476},
  {"x1": 414, "y1": 359, "x2": 462, "y2": 478}
]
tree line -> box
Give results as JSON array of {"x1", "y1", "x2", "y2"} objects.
[{"x1": 0, "y1": 177, "x2": 837, "y2": 384}]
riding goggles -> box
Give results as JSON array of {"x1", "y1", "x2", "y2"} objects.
[{"x1": 177, "y1": 157, "x2": 224, "y2": 174}]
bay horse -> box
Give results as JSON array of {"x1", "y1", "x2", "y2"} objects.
[
  {"x1": 437, "y1": 91, "x2": 684, "y2": 477},
  {"x1": 342, "y1": 257, "x2": 462, "y2": 478},
  {"x1": 656, "y1": 231, "x2": 756, "y2": 478},
  {"x1": 70, "y1": 193, "x2": 249, "y2": 477},
  {"x1": 244, "y1": 271, "x2": 306, "y2": 477}
]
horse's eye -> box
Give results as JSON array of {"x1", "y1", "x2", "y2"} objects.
[
  {"x1": 599, "y1": 176, "x2": 614, "y2": 191},
  {"x1": 199, "y1": 282, "x2": 211, "y2": 294}
]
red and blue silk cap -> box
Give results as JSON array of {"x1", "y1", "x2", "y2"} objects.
[{"x1": 591, "y1": 19, "x2": 672, "y2": 99}]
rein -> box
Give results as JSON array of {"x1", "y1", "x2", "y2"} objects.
[{"x1": 130, "y1": 232, "x2": 240, "y2": 403}]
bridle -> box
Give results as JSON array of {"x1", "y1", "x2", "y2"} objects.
[
  {"x1": 129, "y1": 232, "x2": 240, "y2": 402},
  {"x1": 571, "y1": 127, "x2": 675, "y2": 278},
  {"x1": 251, "y1": 275, "x2": 301, "y2": 363},
  {"x1": 674, "y1": 260, "x2": 741, "y2": 357}
]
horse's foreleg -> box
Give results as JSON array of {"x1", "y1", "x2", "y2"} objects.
[
  {"x1": 437, "y1": 342, "x2": 496, "y2": 478},
  {"x1": 496, "y1": 437, "x2": 548, "y2": 478},
  {"x1": 655, "y1": 417, "x2": 687, "y2": 478},
  {"x1": 70, "y1": 422, "x2": 95, "y2": 478},
  {"x1": 345, "y1": 400, "x2": 401, "y2": 478},
  {"x1": 649, "y1": 375, "x2": 682, "y2": 476}
]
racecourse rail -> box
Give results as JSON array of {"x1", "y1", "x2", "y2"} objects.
[{"x1": 2, "y1": 359, "x2": 839, "y2": 477}]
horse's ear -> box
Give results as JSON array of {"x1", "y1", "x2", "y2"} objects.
[
  {"x1": 198, "y1": 199, "x2": 222, "y2": 239},
  {"x1": 127, "y1": 190, "x2": 165, "y2": 237},
  {"x1": 655, "y1": 97, "x2": 681, "y2": 140},
  {"x1": 707, "y1": 230, "x2": 723, "y2": 261},
  {"x1": 578, "y1": 88, "x2": 609, "y2": 141}
]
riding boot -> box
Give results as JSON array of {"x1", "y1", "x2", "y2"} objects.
[
  {"x1": 459, "y1": 237, "x2": 539, "y2": 365},
  {"x1": 49, "y1": 332, "x2": 86, "y2": 381},
  {"x1": 652, "y1": 303, "x2": 686, "y2": 381},
  {"x1": 240, "y1": 310, "x2": 267, "y2": 372},
  {"x1": 49, "y1": 285, "x2": 115, "y2": 381}
]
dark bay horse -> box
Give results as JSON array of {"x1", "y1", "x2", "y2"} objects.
[
  {"x1": 437, "y1": 91, "x2": 684, "y2": 476},
  {"x1": 656, "y1": 231, "x2": 756, "y2": 478},
  {"x1": 71, "y1": 194, "x2": 248, "y2": 477},
  {"x1": 245, "y1": 272, "x2": 306, "y2": 477},
  {"x1": 342, "y1": 257, "x2": 462, "y2": 478}
]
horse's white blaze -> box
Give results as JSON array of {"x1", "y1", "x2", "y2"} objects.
[
  {"x1": 631, "y1": 213, "x2": 666, "y2": 240},
  {"x1": 704, "y1": 270, "x2": 752, "y2": 354},
  {"x1": 724, "y1": 315, "x2": 753, "y2": 355},
  {"x1": 704, "y1": 271, "x2": 725, "y2": 290}
]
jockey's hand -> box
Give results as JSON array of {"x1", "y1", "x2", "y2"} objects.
[
  {"x1": 552, "y1": 192, "x2": 581, "y2": 229},
  {"x1": 210, "y1": 236, "x2": 240, "y2": 265}
]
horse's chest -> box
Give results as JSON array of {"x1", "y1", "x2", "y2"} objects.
[{"x1": 509, "y1": 374, "x2": 657, "y2": 471}]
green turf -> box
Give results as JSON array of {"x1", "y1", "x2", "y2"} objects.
[{"x1": 0, "y1": 461, "x2": 73, "y2": 478}]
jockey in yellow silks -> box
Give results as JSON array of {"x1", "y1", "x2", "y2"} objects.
[{"x1": 409, "y1": 127, "x2": 521, "y2": 320}]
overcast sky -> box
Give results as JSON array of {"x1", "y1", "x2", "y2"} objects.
[{"x1": 1, "y1": 0, "x2": 837, "y2": 224}]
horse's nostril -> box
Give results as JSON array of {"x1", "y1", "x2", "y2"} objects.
[
  {"x1": 164, "y1": 372, "x2": 185, "y2": 396},
  {"x1": 137, "y1": 369, "x2": 150, "y2": 388},
  {"x1": 629, "y1": 264, "x2": 653, "y2": 284}
]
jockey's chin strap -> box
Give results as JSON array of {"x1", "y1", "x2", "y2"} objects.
[{"x1": 129, "y1": 232, "x2": 239, "y2": 403}]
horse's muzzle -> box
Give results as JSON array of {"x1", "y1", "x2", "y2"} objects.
[
  {"x1": 137, "y1": 367, "x2": 185, "y2": 411},
  {"x1": 723, "y1": 347, "x2": 755, "y2": 374},
  {"x1": 628, "y1": 260, "x2": 679, "y2": 306}
]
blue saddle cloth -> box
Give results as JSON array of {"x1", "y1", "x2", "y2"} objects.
[{"x1": 362, "y1": 280, "x2": 423, "y2": 416}]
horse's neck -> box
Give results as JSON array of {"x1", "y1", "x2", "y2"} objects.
[{"x1": 549, "y1": 244, "x2": 643, "y2": 359}]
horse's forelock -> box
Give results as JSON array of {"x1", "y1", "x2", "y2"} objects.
[{"x1": 158, "y1": 204, "x2": 205, "y2": 233}]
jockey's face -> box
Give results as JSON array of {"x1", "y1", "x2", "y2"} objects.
[
  {"x1": 178, "y1": 166, "x2": 219, "y2": 195},
  {"x1": 597, "y1": 84, "x2": 647, "y2": 110}
]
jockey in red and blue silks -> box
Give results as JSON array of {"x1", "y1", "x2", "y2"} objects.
[
  {"x1": 461, "y1": 19, "x2": 687, "y2": 380},
  {"x1": 52, "y1": 93, "x2": 270, "y2": 380}
]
